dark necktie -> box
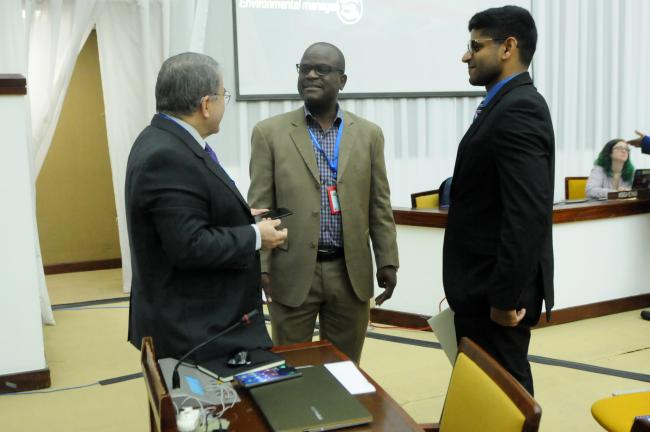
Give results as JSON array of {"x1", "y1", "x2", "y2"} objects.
[
  {"x1": 204, "y1": 143, "x2": 219, "y2": 164},
  {"x1": 473, "y1": 100, "x2": 486, "y2": 121}
]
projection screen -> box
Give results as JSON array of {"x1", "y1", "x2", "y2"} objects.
[{"x1": 233, "y1": 0, "x2": 532, "y2": 100}]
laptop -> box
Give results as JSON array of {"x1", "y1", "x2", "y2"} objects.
[
  {"x1": 632, "y1": 169, "x2": 650, "y2": 190},
  {"x1": 249, "y1": 365, "x2": 372, "y2": 432}
]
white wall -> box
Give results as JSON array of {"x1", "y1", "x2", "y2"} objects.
[
  {"x1": 0, "y1": 93, "x2": 47, "y2": 375},
  {"x1": 381, "y1": 215, "x2": 650, "y2": 316}
]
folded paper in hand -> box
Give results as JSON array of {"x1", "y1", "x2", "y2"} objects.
[{"x1": 427, "y1": 307, "x2": 457, "y2": 365}]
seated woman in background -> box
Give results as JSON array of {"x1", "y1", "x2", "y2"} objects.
[{"x1": 585, "y1": 139, "x2": 634, "y2": 199}]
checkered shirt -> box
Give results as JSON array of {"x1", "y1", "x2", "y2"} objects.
[{"x1": 304, "y1": 106, "x2": 344, "y2": 248}]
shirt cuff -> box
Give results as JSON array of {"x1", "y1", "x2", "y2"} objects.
[
  {"x1": 252, "y1": 224, "x2": 261, "y2": 250},
  {"x1": 642, "y1": 135, "x2": 650, "y2": 154}
]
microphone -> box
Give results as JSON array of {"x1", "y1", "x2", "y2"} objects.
[{"x1": 171, "y1": 309, "x2": 259, "y2": 389}]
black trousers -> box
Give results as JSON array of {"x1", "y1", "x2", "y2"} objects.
[{"x1": 454, "y1": 313, "x2": 534, "y2": 395}]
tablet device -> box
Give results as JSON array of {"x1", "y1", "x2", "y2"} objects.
[{"x1": 234, "y1": 364, "x2": 302, "y2": 388}]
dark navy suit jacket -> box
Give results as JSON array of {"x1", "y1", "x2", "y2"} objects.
[
  {"x1": 126, "y1": 114, "x2": 271, "y2": 361},
  {"x1": 443, "y1": 73, "x2": 555, "y2": 325}
]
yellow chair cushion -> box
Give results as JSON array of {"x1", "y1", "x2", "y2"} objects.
[
  {"x1": 415, "y1": 193, "x2": 439, "y2": 209},
  {"x1": 439, "y1": 353, "x2": 526, "y2": 432},
  {"x1": 591, "y1": 391, "x2": 650, "y2": 432},
  {"x1": 567, "y1": 178, "x2": 588, "y2": 200}
]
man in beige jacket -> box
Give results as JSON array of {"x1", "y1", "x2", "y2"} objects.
[{"x1": 248, "y1": 42, "x2": 399, "y2": 362}]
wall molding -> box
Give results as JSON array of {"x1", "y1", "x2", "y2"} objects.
[
  {"x1": 0, "y1": 368, "x2": 50, "y2": 394},
  {"x1": 370, "y1": 293, "x2": 650, "y2": 331},
  {"x1": 0, "y1": 74, "x2": 27, "y2": 95},
  {"x1": 44, "y1": 258, "x2": 122, "y2": 275}
]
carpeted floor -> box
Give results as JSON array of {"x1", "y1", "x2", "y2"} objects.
[{"x1": 1, "y1": 268, "x2": 648, "y2": 431}]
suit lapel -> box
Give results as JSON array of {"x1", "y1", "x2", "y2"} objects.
[
  {"x1": 288, "y1": 109, "x2": 320, "y2": 184},
  {"x1": 151, "y1": 114, "x2": 250, "y2": 209},
  {"x1": 455, "y1": 72, "x2": 533, "y2": 167},
  {"x1": 336, "y1": 111, "x2": 355, "y2": 182}
]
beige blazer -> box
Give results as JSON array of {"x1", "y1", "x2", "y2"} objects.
[{"x1": 248, "y1": 108, "x2": 399, "y2": 307}]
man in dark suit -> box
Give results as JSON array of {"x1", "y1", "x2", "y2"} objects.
[
  {"x1": 443, "y1": 6, "x2": 555, "y2": 395},
  {"x1": 125, "y1": 52, "x2": 287, "y2": 361}
]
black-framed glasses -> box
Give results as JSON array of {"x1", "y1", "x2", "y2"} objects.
[
  {"x1": 210, "y1": 89, "x2": 231, "y2": 104},
  {"x1": 467, "y1": 38, "x2": 507, "y2": 54},
  {"x1": 296, "y1": 63, "x2": 344, "y2": 76}
]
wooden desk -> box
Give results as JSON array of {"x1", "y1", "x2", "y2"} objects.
[
  {"x1": 223, "y1": 340, "x2": 424, "y2": 431},
  {"x1": 371, "y1": 198, "x2": 650, "y2": 328}
]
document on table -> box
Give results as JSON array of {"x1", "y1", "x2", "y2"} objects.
[{"x1": 324, "y1": 361, "x2": 376, "y2": 394}]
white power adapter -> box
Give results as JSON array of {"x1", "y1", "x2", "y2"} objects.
[{"x1": 176, "y1": 407, "x2": 201, "y2": 432}]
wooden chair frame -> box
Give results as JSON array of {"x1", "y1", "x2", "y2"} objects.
[
  {"x1": 410, "y1": 189, "x2": 439, "y2": 209},
  {"x1": 422, "y1": 337, "x2": 542, "y2": 432},
  {"x1": 141, "y1": 337, "x2": 178, "y2": 432},
  {"x1": 564, "y1": 176, "x2": 589, "y2": 200}
]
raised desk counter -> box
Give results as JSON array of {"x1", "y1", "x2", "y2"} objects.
[
  {"x1": 370, "y1": 199, "x2": 650, "y2": 328},
  {"x1": 393, "y1": 197, "x2": 650, "y2": 228}
]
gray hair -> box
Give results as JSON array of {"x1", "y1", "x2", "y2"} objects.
[{"x1": 155, "y1": 52, "x2": 222, "y2": 117}]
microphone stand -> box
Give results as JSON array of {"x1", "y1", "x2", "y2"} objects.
[{"x1": 171, "y1": 309, "x2": 258, "y2": 389}]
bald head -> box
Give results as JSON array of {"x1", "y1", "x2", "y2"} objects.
[
  {"x1": 297, "y1": 42, "x2": 348, "y2": 114},
  {"x1": 303, "y1": 42, "x2": 345, "y2": 72}
]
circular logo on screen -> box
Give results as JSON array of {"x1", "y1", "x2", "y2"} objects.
[{"x1": 337, "y1": 0, "x2": 363, "y2": 25}]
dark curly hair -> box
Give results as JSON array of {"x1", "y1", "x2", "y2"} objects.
[{"x1": 595, "y1": 138, "x2": 634, "y2": 182}]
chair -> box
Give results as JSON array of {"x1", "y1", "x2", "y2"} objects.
[
  {"x1": 141, "y1": 336, "x2": 178, "y2": 432},
  {"x1": 421, "y1": 337, "x2": 542, "y2": 432},
  {"x1": 411, "y1": 189, "x2": 439, "y2": 209},
  {"x1": 591, "y1": 390, "x2": 650, "y2": 432},
  {"x1": 565, "y1": 176, "x2": 588, "y2": 200}
]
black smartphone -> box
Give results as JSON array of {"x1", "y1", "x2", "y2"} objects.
[
  {"x1": 254, "y1": 207, "x2": 293, "y2": 222},
  {"x1": 234, "y1": 364, "x2": 302, "y2": 388}
]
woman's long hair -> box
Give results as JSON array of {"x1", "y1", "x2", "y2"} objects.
[{"x1": 594, "y1": 138, "x2": 635, "y2": 182}]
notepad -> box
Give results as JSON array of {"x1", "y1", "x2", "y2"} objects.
[{"x1": 324, "y1": 361, "x2": 375, "y2": 394}]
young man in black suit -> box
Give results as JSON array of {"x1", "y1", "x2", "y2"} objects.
[
  {"x1": 443, "y1": 6, "x2": 555, "y2": 395},
  {"x1": 125, "y1": 53, "x2": 287, "y2": 361}
]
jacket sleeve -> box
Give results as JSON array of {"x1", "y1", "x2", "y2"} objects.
[
  {"x1": 368, "y1": 127, "x2": 399, "y2": 269},
  {"x1": 247, "y1": 123, "x2": 276, "y2": 272},
  {"x1": 585, "y1": 166, "x2": 611, "y2": 199},
  {"x1": 134, "y1": 148, "x2": 256, "y2": 270},
  {"x1": 488, "y1": 97, "x2": 553, "y2": 310}
]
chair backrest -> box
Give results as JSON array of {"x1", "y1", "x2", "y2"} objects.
[
  {"x1": 411, "y1": 189, "x2": 439, "y2": 209},
  {"x1": 141, "y1": 337, "x2": 178, "y2": 432},
  {"x1": 565, "y1": 176, "x2": 588, "y2": 200},
  {"x1": 438, "y1": 338, "x2": 542, "y2": 432}
]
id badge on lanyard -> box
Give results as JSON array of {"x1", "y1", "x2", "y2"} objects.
[{"x1": 308, "y1": 120, "x2": 344, "y2": 215}]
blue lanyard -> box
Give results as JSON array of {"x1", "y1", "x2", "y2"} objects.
[{"x1": 307, "y1": 119, "x2": 344, "y2": 179}]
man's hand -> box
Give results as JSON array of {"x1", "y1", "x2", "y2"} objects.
[
  {"x1": 627, "y1": 130, "x2": 647, "y2": 148},
  {"x1": 251, "y1": 208, "x2": 269, "y2": 217},
  {"x1": 490, "y1": 306, "x2": 526, "y2": 327},
  {"x1": 374, "y1": 266, "x2": 397, "y2": 306},
  {"x1": 257, "y1": 219, "x2": 287, "y2": 250},
  {"x1": 260, "y1": 272, "x2": 272, "y2": 303}
]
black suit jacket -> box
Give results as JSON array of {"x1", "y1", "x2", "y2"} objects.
[
  {"x1": 443, "y1": 73, "x2": 554, "y2": 325},
  {"x1": 126, "y1": 114, "x2": 271, "y2": 361}
]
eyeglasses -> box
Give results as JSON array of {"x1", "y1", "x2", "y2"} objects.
[
  {"x1": 467, "y1": 38, "x2": 507, "y2": 54},
  {"x1": 613, "y1": 146, "x2": 630, "y2": 153},
  {"x1": 296, "y1": 63, "x2": 344, "y2": 76},
  {"x1": 210, "y1": 89, "x2": 231, "y2": 104}
]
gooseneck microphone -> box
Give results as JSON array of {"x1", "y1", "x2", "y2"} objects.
[{"x1": 171, "y1": 309, "x2": 259, "y2": 389}]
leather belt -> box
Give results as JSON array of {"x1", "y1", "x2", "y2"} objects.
[{"x1": 316, "y1": 246, "x2": 344, "y2": 261}]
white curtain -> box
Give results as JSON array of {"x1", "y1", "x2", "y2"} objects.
[{"x1": 96, "y1": 0, "x2": 170, "y2": 294}]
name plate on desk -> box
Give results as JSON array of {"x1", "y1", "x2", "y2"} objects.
[{"x1": 607, "y1": 189, "x2": 650, "y2": 200}]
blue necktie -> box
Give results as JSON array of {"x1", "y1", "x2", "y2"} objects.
[
  {"x1": 205, "y1": 143, "x2": 219, "y2": 164},
  {"x1": 473, "y1": 100, "x2": 486, "y2": 121}
]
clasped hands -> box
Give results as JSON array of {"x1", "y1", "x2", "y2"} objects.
[{"x1": 251, "y1": 208, "x2": 287, "y2": 250}]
